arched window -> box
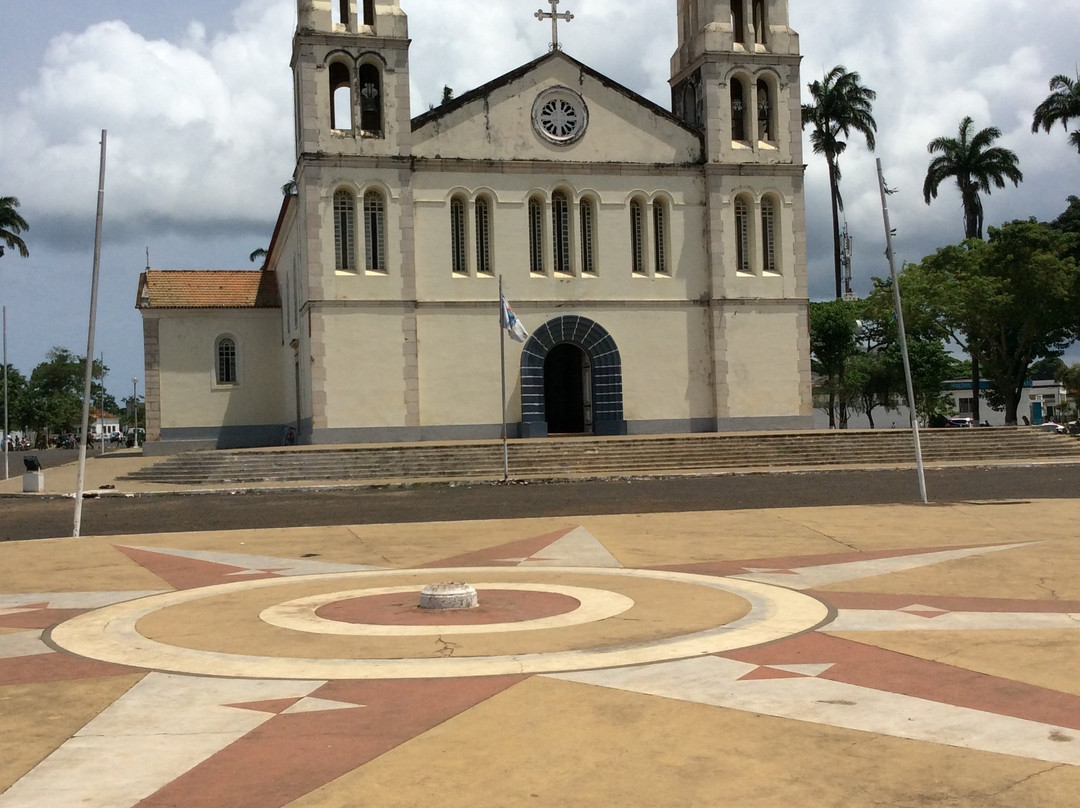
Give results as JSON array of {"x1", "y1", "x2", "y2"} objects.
[
  {"x1": 753, "y1": 0, "x2": 767, "y2": 46},
  {"x1": 357, "y1": 63, "x2": 382, "y2": 135},
  {"x1": 734, "y1": 196, "x2": 751, "y2": 273},
  {"x1": 363, "y1": 0, "x2": 375, "y2": 27},
  {"x1": 333, "y1": 189, "x2": 356, "y2": 271},
  {"x1": 329, "y1": 62, "x2": 352, "y2": 131},
  {"x1": 580, "y1": 197, "x2": 596, "y2": 276},
  {"x1": 653, "y1": 200, "x2": 669, "y2": 276},
  {"x1": 757, "y1": 79, "x2": 774, "y2": 142},
  {"x1": 730, "y1": 0, "x2": 745, "y2": 44},
  {"x1": 450, "y1": 195, "x2": 466, "y2": 275},
  {"x1": 332, "y1": 0, "x2": 348, "y2": 28},
  {"x1": 552, "y1": 191, "x2": 570, "y2": 274},
  {"x1": 731, "y1": 78, "x2": 746, "y2": 141},
  {"x1": 216, "y1": 337, "x2": 237, "y2": 385},
  {"x1": 364, "y1": 190, "x2": 386, "y2": 272},
  {"x1": 630, "y1": 198, "x2": 646, "y2": 275},
  {"x1": 475, "y1": 196, "x2": 493, "y2": 276},
  {"x1": 528, "y1": 196, "x2": 544, "y2": 275},
  {"x1": 761, "y1": 196, "x2": 779, "y2": 273}
]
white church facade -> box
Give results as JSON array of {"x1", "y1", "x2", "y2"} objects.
[{"x1": 138, "y1": 0, "x2": 812, "y2": 452}]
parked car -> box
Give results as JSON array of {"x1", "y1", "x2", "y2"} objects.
[
  {"x1": 944, "y1": 417, "x2": 974, "y2": 428},
  {"x1": 1038, "y1": 421, "x2": 1067, "y2": 434}
]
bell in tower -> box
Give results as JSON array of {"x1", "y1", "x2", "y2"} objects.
[{"x1": 293, "y1": 0, "x2": 411, "y2": 158}]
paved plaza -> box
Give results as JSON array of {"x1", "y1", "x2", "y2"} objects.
[{"x1": 1, "y1": 489, "x2": 1079, "y2": 806}]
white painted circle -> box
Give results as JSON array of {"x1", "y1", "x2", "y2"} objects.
[
  {"x1": 49, "y1": 567, "x2": 831, "y2": 680},
  {"x1": 260, "y1": 583, "x2": 635, "y2": 636}
]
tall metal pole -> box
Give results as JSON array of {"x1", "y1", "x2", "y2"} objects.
[
  {"x1": 498, "y1": 275, "x2": 509, "y2": 481},
  {"x1": 132, "y1": 377, "x2": 139, "y2": 449},
  {"x1": 2, "y1": 306, "x2": 8, "y2": 481},
  {"x1": 98, "y1": 351, "x2": 105, "y2": 454},
  {"x1": 877, "y1": 158, "x2": 927, "y2": 504},
  {"x1": 74, "y1": 130, "x2": 107, "y2": 537}
]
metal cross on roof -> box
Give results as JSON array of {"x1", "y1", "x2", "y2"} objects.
[{"x1": 535, "y1": 0, "x2": 573, "y2": 51}]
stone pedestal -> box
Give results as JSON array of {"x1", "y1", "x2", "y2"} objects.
[
  {"x1": 419, "y1": 582, "x2": 478, "y2": 610},
  {"x1": 22, "y1": 471, "x2": 44, "y2": 493}
]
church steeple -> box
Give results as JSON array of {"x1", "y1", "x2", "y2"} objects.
[
  {"x1": 670, "y1": 0, "x2": 799, "y2": 163},
  {"x1": 293, "y1": 0, "x2": 412, "y2": 158}
]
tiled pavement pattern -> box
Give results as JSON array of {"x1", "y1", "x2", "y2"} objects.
[{"x1": 1, "y1": 502, "x2": 1079, "y2": 806}]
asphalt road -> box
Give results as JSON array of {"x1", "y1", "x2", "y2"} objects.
[{"x1": 1, "y1": 463, "x2": 1078, "y2": 541}]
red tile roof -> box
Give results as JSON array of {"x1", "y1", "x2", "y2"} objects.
[{"x1": 138, "y1": 270, "x2": 280, "y2": 309}]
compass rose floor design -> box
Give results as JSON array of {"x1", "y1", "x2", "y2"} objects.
[{"x1": 2, "y1": 501, "x2": 1080, "y2": 806}]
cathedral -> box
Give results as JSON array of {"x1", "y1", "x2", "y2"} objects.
[{"x1": 137, "y1": 0, "x2": 812, "y2": 452}]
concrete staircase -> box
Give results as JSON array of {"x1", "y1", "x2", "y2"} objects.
[{"x1": 122, "y1": 428, "x2": 1080, "y2": 487}]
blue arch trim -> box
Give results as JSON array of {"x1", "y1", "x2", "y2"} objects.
[{"x1": 519, "y1": 315, "x2": 625, "y2": 434}]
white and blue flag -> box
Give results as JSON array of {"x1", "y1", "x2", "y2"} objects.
[{"x1": 500, "y1": 293, "x2": 529, "y2": 343}]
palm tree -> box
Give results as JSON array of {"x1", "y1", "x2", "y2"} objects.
[
  {"x1": 1032, "y1": 72, "x2": 1080, "y2": 153},
  {"x1": 0, "y1": 196, "x2": 30, "y2": 259},
  {"x1": 922, "y1": 117, "x2": 1022, "y2": 423},
  {"x1": 802, "y1": 66, "x2": 878, "y2": 299},
  {"x1": 922, "y1": 116, "x2": 1023, "y2": 240}
]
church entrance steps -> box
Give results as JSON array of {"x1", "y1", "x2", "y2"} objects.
[{"x1": 122, "y1": 429, "x2": 1080, "y2": 486}]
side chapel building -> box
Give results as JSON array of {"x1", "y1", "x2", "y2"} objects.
[{"x1": 137, "y1": 0, "x2": 812, "y2": 452}]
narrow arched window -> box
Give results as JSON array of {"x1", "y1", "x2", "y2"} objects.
[
  {"x1": 529, "y1": 196, "x2": 544, "y2": 275},
  {"x1": 653, "y1": 200, "x2": 669, "y2": 276},
  {"x1": 731, "y1": 78, "x2": 746, "y2": 141},
  {"x1": 757, "y1": 79, "x2": 774, "y2": 142},
  {"x1": 333, "y1": 189, "x2": 356, "y2": 271},
  {"x1": 630, "y1": 198, "x2": 646, "y2": 275},
  {"x1": 734, "y1": 196, "x2": 751, "y2": 273},
  {"x1": 552, "y1": 191, "x2": 570, "y2": 274},
  {"x1": 357, "y1": 63, "x2": 382, "y2": 135},
  {"x1": 329, "y1": 62, "x2": 352, "y2": 131},
  {"x1": 450, "y1": 195, "x2": 466, "y2": 275},
  {"x1": 216, "y1": 337, "x2": 237, "y2": 385},
  {"x1": 761, "y1": 196, "x2": 778, "y2": 273},
  {"x1": 332, "y1": 0, "x2": 347, "y2": 28},
  {"x1": 476, "y1": 196, "x2": 493, "y2": 275},
  {"x1": 363, "y1": 0, "x2": 375, "y2": 27},
  {"x1": 753, "y1": 0, "x2": 767, "y2": 46},
  {"x1": 364, "y1": 190, "x2": 386, "y2": 272},
  {"x1": 730, "y1": 0, "x2": 745, "y2": 44},
  {"x1": 580, "y1": 197, "x2": 596, "y2": 276}
]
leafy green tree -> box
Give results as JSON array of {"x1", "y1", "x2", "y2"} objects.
[
  {"x1": 23, "y1": 348, "x2": 113, "y2": 438},
  {"x1": 1028, "y1": 356, "x2": 1067, "y2": 381},
  {"x1": 1, "y1": 364, "x2": 29, "y2": 433},
  {"x1": 862, "y1": 277, "x2": 955, "y2": 425},
  {"x1": 810, "y1": 299, "x2": 861, "y2": 427},
  {"x1": 802, "y1": 66, "x2": 878, "y2": 299},
  {"x1": 1032, "y1": 72, "x2": 1080, "y2": 154},
  {"x1": 0, "y1": 196, "x2": 29, "y2": 259},
  {"x1": 902, "y1": 220, "x2": 1080, "y2": 424},
  {"x1": 843, "y1": 350, "x2": 898, "y2": 429},
  {"x1": 1058, "y1": 363, "x2": 1080, "y2": 411},
  {"x1": 923, "y1": 116, "x2": 1023, "y2": 241}
]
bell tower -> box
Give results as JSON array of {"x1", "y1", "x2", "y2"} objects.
[
  {"x1": 671, "y1": 1, "x2": 812, "y2": 432},
  {"x1": 670, "y1": 0, "x2": 800, "y2": 164},
  {"x1": 293, "y1": 0, "x2": 412, "y2": 158}
]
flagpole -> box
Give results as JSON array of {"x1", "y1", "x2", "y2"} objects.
[
  {"x1": 74, "y1": 130, "x2": 107, "y2": 537},
  {"x1": 498, "y1": 275, "x2": 509, "y2": 481}
]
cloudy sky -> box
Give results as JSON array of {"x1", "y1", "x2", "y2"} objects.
[{"x1": 1, "y1": 0, "x2": 1078, "y2": 399}]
